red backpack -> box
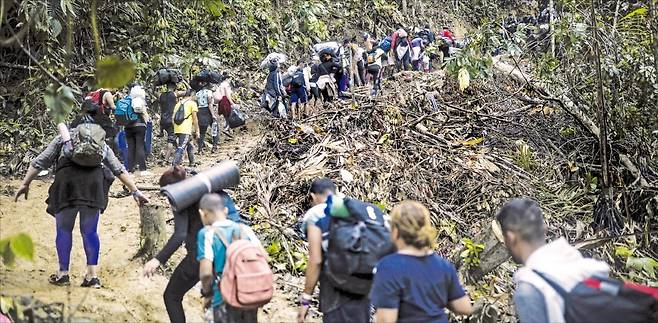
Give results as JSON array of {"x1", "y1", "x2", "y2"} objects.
[
  {"x1": 534, "y1": 270, "x2": 658, "y2": 323},
  {"x1": 215, "y1": 225, "x2": 273, "y2": 309},
  {"x1": 85, "y1": 89, "x2": 107, "y2": 114}
]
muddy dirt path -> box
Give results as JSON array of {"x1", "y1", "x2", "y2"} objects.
[{"x1": 0, "y1": 111, "x2": 307, "y2": 322}]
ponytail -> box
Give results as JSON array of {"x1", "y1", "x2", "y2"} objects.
[{"x1": 390, "y1": 201, "x2": 437, "y2": 249}]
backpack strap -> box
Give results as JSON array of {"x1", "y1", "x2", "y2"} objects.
[
  {"x1": 213, "y1": 227, "x2": 231, "y2": 248},
  {"x1": 532, "y1": 269, "x2": 569, "y2": 298}
]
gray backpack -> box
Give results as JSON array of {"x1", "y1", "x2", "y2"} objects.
[
  {"x1": 68, "y1": 123, "x2": 107, "y2": 167},
  {"x1": 196, "y1": 89, "x2": 210, "y2": 108}
]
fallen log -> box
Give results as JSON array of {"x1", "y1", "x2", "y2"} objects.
[{"x1": 453, "y1": 220, "x2": 509, "y2": 281}]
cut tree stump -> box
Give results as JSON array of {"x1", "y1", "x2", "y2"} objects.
[
  {"x1": 453, "y1": 220, "x2": 510, "y2": 281},
  {"x1": 134, "y1": 200, "x2": 168, "y2": 260}
]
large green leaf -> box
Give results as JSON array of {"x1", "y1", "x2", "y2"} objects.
[
  {"x1": 43, "y1": 84, "x2": 76, "y2": 124},
  {"x1": 95, "y1": 56, "x2": 135, "y2": 89},
  {"x1": 627, "y1": 256, "x2": 658, "y2": 278},
  {"x1": 10, "y1": 233, "x2": 34, "y2": 261},
  {"x1": 202, "y1": 0, "x2": 226, "y2": 16}
]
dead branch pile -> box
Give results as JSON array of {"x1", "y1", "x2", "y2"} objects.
[
  {"x1": 236, "y1": 71, "x2": 607, "y2": 251},
  {"x1": 230, "y1": 69, "x2": 656, "y2": 319}
]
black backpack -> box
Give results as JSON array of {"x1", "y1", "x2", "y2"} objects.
[
  {"x1": 291, "y1": 71, "x2": 305, "y2": 89},
  {"x1": 325, "y1": 197, "x2": 395, "y2": 295},
  {"x1": 173, "y1": 100, "x2": 191, "y2": 126},
  {"x1": 534, "y1": 270, "x2": 658, "y2": 323}
]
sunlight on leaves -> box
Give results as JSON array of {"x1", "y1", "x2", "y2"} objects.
[
  {"x1": 96, "y1": 56, "x2": 135, "y2": 89},
  {"x1": 202, "y1": 0, "x2": 226, "y2": 16},
  {"x1": 43, "y1": 84, "x2": 76, "y2": 124}
]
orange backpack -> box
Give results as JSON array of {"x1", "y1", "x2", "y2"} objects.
[{"x1": 214, "y1": 225, "x2": 273, "y2": 309}]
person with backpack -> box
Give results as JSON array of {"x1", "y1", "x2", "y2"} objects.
[
  {"x1": 308, "y1": 56, "x2": 322, "y2": 111},
  {"x1": 121, "y1": 85, "x2": 151, "y2": 175},
  {"x1": 172, "y1": 91, "x2": 199, "y2": 167},
  {"x1": 370, "y1": 201, "x2": 473, "y2": 323},
  {"x1": 14, "y1": 120, "x2": 147, "y2": 288},
  {"x1": 298, "y1": 178, "x2": 390, "y2": 323},
  {"x1": 197, "y1": 193, "x2": 269, "y2": 323},
  {"x1": 85, "y1": 88, "x2": 116, "y2": 116},
  {"x1": 265, "y1": 59, "x2": 287, "y2": 118},
  {"x1": 393, "y1": 29, "x2": 412, "y2": 71},
  {"x1": 159, "y1": 83, "x2": 186, "y2": 162},
  {"x1": 142, "y1": 167, "x2": 241, "y2": 323},
  {"x1": 214, "y1": 73, "x2": 236, "y2": 132},
  {"x1": 290, "y1": 60, "x2": 309, "y2": 119},
  {"x1": 410, "y1": 37, "x2": 427, "y2": 71},
  {"x1": 496, "y1": 198, "x2": 612, "y2": 323},
  {"x1": 365, "y1": 47, "x2": 385, "y2": 96},
  {"x1": 317, "y1": 53, "x2": 341, "y2": 103},
  {"x1": 196, "y1": 83, "x2": 219, "y2": 154}
]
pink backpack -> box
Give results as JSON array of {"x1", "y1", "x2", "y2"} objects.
[{"x1": 215, "y1": 225, "x2": 273, "y2": 309}]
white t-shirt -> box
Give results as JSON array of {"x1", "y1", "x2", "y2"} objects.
[{"x1": 301, "y1": 203, "x2": 327, "y2": 238}]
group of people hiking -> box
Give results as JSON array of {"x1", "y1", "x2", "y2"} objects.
[
  {"x1": 295, "y1": 178, "x2": 658, "y2": 323},
  {"x1": 262, "y1": 24, "x2": 459, "y2": 119},
  {"x1": 156, "y1": 69, "x2": 244, "y2": 168},
  {"x1": 12, "y1": 134, "x2": 658, "y2": 323}
]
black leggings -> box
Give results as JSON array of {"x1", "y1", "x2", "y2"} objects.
[
  {"x1": 356, "y1": 60, "x2": 366, "y2": 86},
  {"x1": 164, "y1": 255, "x2": 199, "y2": 323},
  {"x1": 197, "y1": 108, "x2": 218, "y2": 150},
  {"x1": 367, "y1": 65, "x2": 381, "y2": 90},
  {"x1": 125, "y1": 126, "x2": 146, "y2": 171}
]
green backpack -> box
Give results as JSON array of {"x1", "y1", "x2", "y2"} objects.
[{"x1": 69, "y1": 123, "x2": 107, "y2": 167}]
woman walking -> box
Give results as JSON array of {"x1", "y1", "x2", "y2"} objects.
[
  {"x1": 370, "y1": 201, "x2": 473, "y2": 323},
  {"x1": 14, "y1": 124, "x2": 147, "y2": 288}
]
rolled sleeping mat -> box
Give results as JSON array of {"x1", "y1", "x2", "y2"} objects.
[{"x1": 160, "y1": 160, "x2": 240, "y2": 211}]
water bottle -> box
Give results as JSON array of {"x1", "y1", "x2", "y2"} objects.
[{"x1": 211, "y1": 121, "x2": 219, "y2": 137}]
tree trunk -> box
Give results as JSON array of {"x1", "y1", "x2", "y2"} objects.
[
  {"x1": 549, "y1": 0, "x2": 555, "y2": 56},
  {"x1": 649, "y1": 0, "x2": 658, "y2": 80},
  {"x1": 135, "y1": 202, "x2": 168, "y2": 260}
]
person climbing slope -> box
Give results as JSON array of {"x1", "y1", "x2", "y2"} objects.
[
  {"x1": 197, "y1": 193, "x2": 263, "y2": 323},
  {"x1": 265, "y1": 58, "x2": 287, "y2": 117},
  {"x1": 159, "y1": 83, "x2": 187, "y2": 163},
  {"x1": 297, "y1": 178, "x2": 372, "y2": 323},
  {"x1": 142, "y1": 167, "x2": 241, "y2": 323},
  {"x1": 124, "y1": 85, "x2": 151, "y2": 175},
  {"x1": 365, "y1": 46, "x2": 385, "y2": 96},
  {"x1": 370, "y1": 201, "x2": 473, "y2": 323},
  {"x1": 14, "y1": 120, "x2": 148, "y2": 288},
  {"x1": 172, "y1": 91, "x2": 199, "y2": 167},
  {"x1": 496, "y1": 198, "x2": 611, "y2": 323},
  {"x1": 214, "y1": 73, "x2": 237, "y2": 133},
  {"x1": 196, "y1": 83, "x2": 218, "y2": 154}
]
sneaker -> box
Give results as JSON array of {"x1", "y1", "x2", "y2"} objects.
[
  {"x1": 48, "y1": 274, "x2": 70, "y2": 286},
  {"x1": 81, "y1": 277, "x2": 101, "y2": 289}
]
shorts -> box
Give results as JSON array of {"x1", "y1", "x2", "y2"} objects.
[
  {"x1": 161, "y1": 122, "x2": 176, "y2": 144},
  {"x1": 290, "y1": 87, "x2": 308, "y2": 104}
]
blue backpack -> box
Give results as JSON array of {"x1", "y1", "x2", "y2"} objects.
[
  {"x1": 114, "y1": 96, "x2": 139, "y2": 126},
  {"x1": 379, "y1": 36, "x2": 393, "y2": 52}
]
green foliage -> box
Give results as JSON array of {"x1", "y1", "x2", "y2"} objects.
[
  {"x1": 615, "y1": 245, "x2": 658, "y2": 283},
  {"x1": 43, "y1": 84, "x2": 75, "y2": 125},
  {"x1": 0, "y1": 233, "x2": 34, "y2": 267},
  {"x1": 460, "y1": 238, "x2": 485, "y2": 270},
  {"x1": 513, "y1": 140, "x2": 535, "y2": 171},
  {"x1": 95, "y1": 56, "x2": 136, "y2": 89}
]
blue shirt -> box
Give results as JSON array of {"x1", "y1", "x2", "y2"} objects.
[
  {"x1": 370, "y1": 253, "x2": 466, "y2": 323},
  {"x1": 196, "y1": 220, "x2": 241, "y2": 308}
]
